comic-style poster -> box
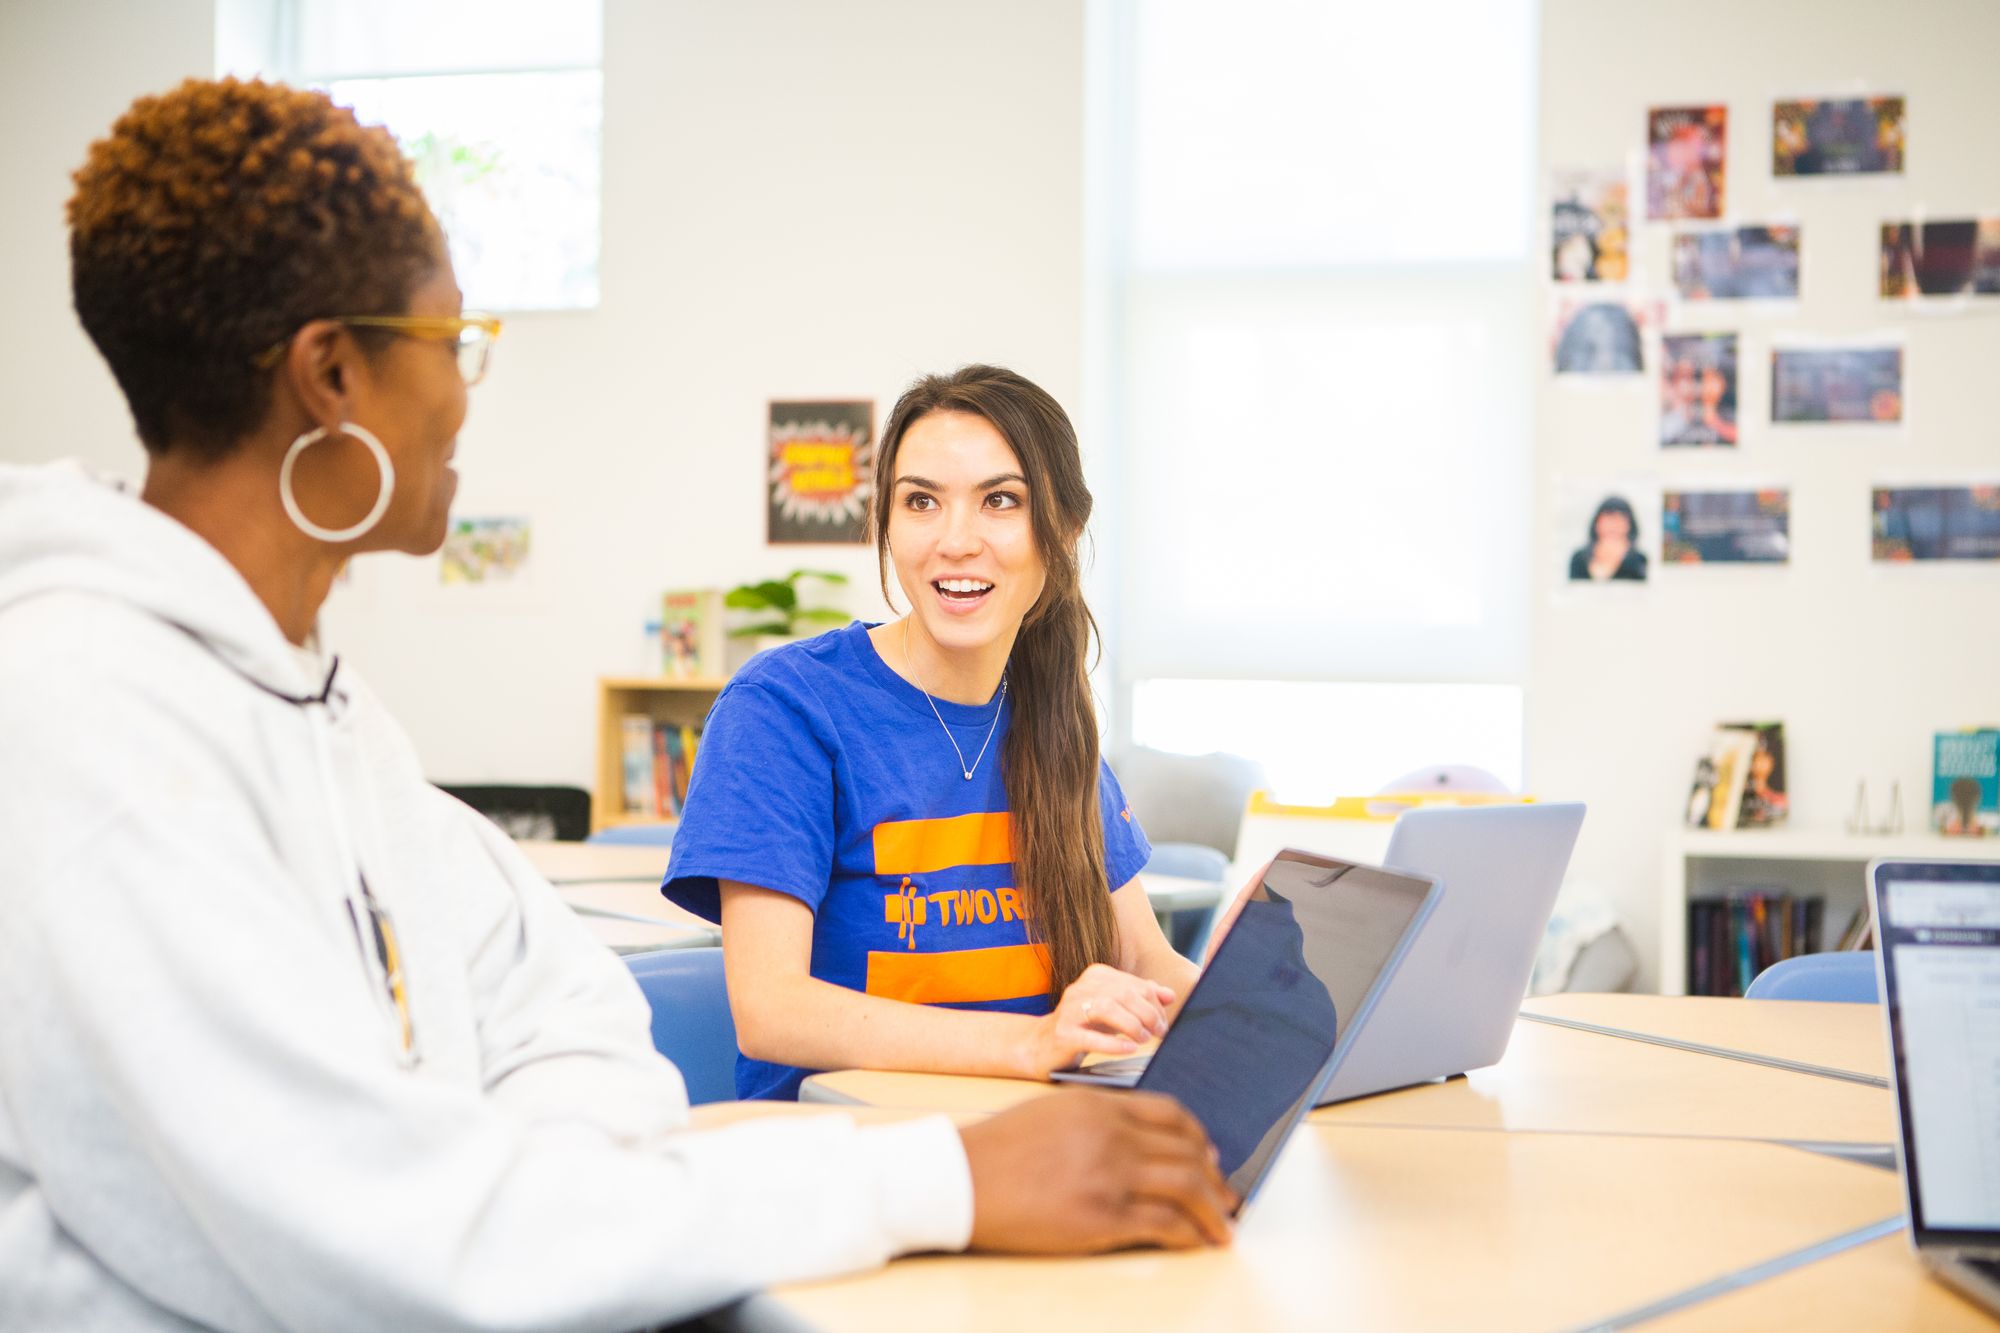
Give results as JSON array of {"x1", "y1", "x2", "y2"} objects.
[
  {"x1": 1672, "y1": 226, "x2": 1801, "y2": 300},
  {"x1": 1661, "y1": 489, "x2": 1790, "y2": 565},
  {"x1": 1774, "y1": 96, "x2": 1904, "y2": 176},
  {"x1": 1647, "y1": 105, "x2": 1726, "y2": 220},
  {"x1": 1660, "y1": 333, "x2": 1738, "y2": 448},
  {"x1": 1771, "y1": 346, "x2": 1903, "y2": 424},
  {"x1": 1880, "y1": 218, "x2": 2000, "y2": 299},
  {"x1": 767, "y1": 400, "x2": 875, "y2": 545},
  {"x1": 1873, "y1": 486, "x2": 2000, "y2": 561},
  {"x1": 1551, "y1": 170, "x2": 1629, "y2": 283}
]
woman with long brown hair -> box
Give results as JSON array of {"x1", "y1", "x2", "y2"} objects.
[{"x1": 666, "y1": 364, "x2": 1199, "y2": 1099}]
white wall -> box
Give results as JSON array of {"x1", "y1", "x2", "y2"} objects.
[
  {"x1": 0, "y1": 0, "x2": 216, "y2": 475},
  {"x1": 1533, "y1": 0, "x2": 2000, "y2": 989},
  {"x1": 0, "y1": 0, "x2": 1086, "y2": 791}
]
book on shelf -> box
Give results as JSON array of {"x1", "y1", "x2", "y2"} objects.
[
  {"x1": 1686, "y1": 888, "x2": 1824, "y2": 996},
  {"x1": 1932, "y1": 727, "x2": 1999, "y2": 836},
  {"x1": 621, "y1": 715, "x2": 704, "y2": 820},
  {"x1": 661, "y1": 589, "x2": 725, "y2": 679},
  {"x1": 1684, "y1": 722, "x2": 1786, "y2": 831},
  {"x1": 1834, "y1": 903, "x2": 1874, "y2": 951}
]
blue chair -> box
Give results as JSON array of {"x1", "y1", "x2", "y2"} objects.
[
  {"x1": 587, "y1": 822, "x2": 678, "y2": 847},
  {"x1": 624, "y1": 947, "x2": 738, "y2": 1104},
  {"x1": 1744, "y1": 951, "x2": 1879, "y2": 1003}
]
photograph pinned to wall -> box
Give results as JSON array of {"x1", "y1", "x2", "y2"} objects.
[
  {"x1": 1771, "y1": 342, "x2": 1903, "y2": 425},
  {"x1": 1647, "y1": 105, "x2": 1726, "y2": 220},
  {"x1": 1659, "y1": 332, "x2": 1738, "y2": 447},
  {"x1": 1879, "y1": 218, "x2": 2000, "y2": 299},
  {"x1": 1551, "y1": 169, "x2": 1630, "y2": 283},
  {"x1": 1557, "y1": 477, "x2": 1659, "y2": 585},
  {"x1": 1671, "y1": 226, "x2": 1801, "y2": 300},
  {"x1": 440, "y1": 516, "x2": 532, "y2": 584},
  {"x1": 767, "y1": 400, "x2": 875, "y2": 545},
  {"x1": 1552, "y1": 297, "x2": 1658, "y2": 376},
  {"x1": 1661, "y1": 488, "x2": 1790, "y2": 565},
  {"x1": 1872, "y1": 485, "x2": 2000, "y2": 562},
  {"x1": 1773, "y1": 96, "x2": 1905, "y2": 176}
]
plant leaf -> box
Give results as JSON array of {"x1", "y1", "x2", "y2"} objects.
[
  {"x1": 787, "y1": 568, "x2": 850, "y2": 586},
  {"x1": 728, "y1": 621, "x2": 793, "y2": 637},
  {"x1": 723, "y1": 587, "x2": 770, "y2": 610}
]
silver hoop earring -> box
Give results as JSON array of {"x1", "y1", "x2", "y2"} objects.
[{"x1": 279, "y1": 422, "x2": 395, "y2": 544}]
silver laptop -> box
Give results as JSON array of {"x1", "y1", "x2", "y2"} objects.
[
  {"x1": 1870, "y1": 859, "x2": 2000, "y2": 1315},
  {"x1": 1051, "y1": 848, "x2": 1441, "y2": 1209},
  {"x1": 1316, "y1": 802, "x2": 1586, "y2": 1104}
]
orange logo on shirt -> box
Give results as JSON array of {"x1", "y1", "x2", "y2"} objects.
[{"x1": 868, "y1": 811, "x2": 1047, "y2": 1001}]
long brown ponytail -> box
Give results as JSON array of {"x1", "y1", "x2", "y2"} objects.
[{"x1": 873, "y1": 366, "x2": 1115, "y2": 1001}]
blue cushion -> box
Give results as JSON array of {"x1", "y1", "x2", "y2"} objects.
[
  {"x1": 624, "y1": 947, "x2": 738, "y2": 1104},
  {"x1": 587, "y1": 822, "x2": 679, "y2": 847}
]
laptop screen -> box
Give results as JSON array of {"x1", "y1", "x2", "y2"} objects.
[
  {"x1": 1137, "y1": 850, "x2": 1437, "y2": 1204},
  {"x1": 1874, "y1": 862, "x2": 2000, "y2": 1242}
]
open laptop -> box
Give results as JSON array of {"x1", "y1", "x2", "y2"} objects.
[
  {"x1": 1051, "y1": 848, "x2": 1441, "y2": 1209},
  {"x1": 1317, "y1": 802, "x2": 1586, "y2": 1104},
  {"x1": 1870, "y1": 859, "x2": 2000, "y2": 1316}
]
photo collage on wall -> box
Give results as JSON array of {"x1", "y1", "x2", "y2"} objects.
[{"x1": 1551, "y1": 89, "x2": 1998, "y2": 587}]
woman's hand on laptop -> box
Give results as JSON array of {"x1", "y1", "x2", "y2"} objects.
[
  {"x1": 1020, "y1": 962, "x2": 1174, "y2": 1078},
  {"x1": 960, "y1": 1088, "x2": 1235, "y2": 1252}
]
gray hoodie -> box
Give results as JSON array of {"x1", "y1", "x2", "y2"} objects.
[{"x1": 0, "y1": 460, "x2": 969, "y2": 1332}]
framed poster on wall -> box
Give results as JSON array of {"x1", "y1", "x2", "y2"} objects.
[{"x1": 767, "y1": 399, "x2": 875, "y2": 545}]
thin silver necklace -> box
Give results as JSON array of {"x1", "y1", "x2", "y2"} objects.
[{"x1": 904, "y1": 618, "x2": 1007, "y2": 780}]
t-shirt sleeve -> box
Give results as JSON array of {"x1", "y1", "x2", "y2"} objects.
[
  {"x1": 1097, "y1": 758, "x2": 1153, "y2": 891},
  {"x1": 663, "y1": 680, "x2": 836, "y2": 922}
]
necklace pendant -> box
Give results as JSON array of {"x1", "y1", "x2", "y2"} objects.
[{"x1": 963, "y1": 770, "x2": 974, "y2": 780}]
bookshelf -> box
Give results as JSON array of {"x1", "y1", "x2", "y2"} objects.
[
  {"x1": 593, "y1": 676, "x2": 728, "y2": 833},
  {"x1": 1657, "y1": 828, "x2": 2000, "y2": 994}
]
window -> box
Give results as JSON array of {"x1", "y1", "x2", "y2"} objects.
[
  {"x1": 1089, "y1": 0, "x2": 1539, "y2": 790},
  {"x1": 217, "y1": 0, "x2": 603, "y2": 312}
]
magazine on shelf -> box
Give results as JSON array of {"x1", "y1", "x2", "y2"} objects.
[
  {"x1": 661, "y1": 589, "x2": 725, "y2": 678},
  {"x1": 1687, "y1": 727, "x2": 1756, "y2": 831},
  {"x1": 1932, "y1": 727, "x2": 2000, "y2": 836}
]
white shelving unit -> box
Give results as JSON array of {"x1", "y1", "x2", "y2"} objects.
[{"x1": 1658, "y1": 828, "x2": 2000, "y2": 994}]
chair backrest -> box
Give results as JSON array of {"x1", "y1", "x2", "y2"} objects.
[
  {"x1": 1109, "y1": 747, "x2": 1268, "y2": 858},
  {"x1": 624, "y1": 948, "x2": 738, "y2": 1104},
  {"x1": 1743, "y1": 950, "x2": 1880, "y2": 1003},
  {"x1": 586, "y1": 822, "x2": 679, "y2": 847},
  {"x1": 437, "y1": 784, "x2": 593, "y2": 842}
]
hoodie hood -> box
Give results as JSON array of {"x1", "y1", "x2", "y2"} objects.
[{"x1": 0, "y1": 459, "x2": 316, "y2": 698}]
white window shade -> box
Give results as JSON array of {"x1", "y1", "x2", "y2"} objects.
[
  {"x1": 1117, "y1": 265, "x2": 1532, "y2": 682},
  {"x1": 291, "y1": 0, "x2": 601, "y2": 77},
  {"x1": 1103, "y1": 0, "x2": 1538, "y2": 686}
]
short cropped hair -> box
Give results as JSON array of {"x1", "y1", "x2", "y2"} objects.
[{"x1": 67, "y1": 77, "x2": 440, "y2": 460}]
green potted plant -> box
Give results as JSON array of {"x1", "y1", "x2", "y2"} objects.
[{"x1": 723, "y1": 569, "x2": 851, "y2": 669}]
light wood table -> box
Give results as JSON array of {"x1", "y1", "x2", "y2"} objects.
[
  {"x1": 516, "y1": 839, "x2": 672, "y2": 886},
  {"x1": 727, "y1": 1117, "x2": 1905, "y2": 1333},
  {"x1": 514, "y1": 840, "x2": 715, "y2": 953},
  {"x1": 1642, "y1": 1233, "x2": 1997, "y2": 1332},
  {"x1": 803, "y1": 1012, "x2": 1898, "y2": 1148},
  {"x1": 1521, "y1": 991, "x2": 1890, "y2": 1085}
]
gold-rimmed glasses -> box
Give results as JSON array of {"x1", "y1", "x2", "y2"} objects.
[{"x1": 252, "y1": 314, "x2": 504, "y2": 386}]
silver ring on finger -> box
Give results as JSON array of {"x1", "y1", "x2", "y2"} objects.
[{"x1": 1081, "y1": 999, "x2": 1095, "y2": 1021}]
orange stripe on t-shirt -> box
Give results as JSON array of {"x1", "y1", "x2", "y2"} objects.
[
  {"x1": 872, "y1": 812, "x2": 1012, "y2": 876},
  {"x1": 864, "y1": 943, "x2": 1051, "y2": 1005}
]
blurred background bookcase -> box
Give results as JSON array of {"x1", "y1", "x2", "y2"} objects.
[
  {"x1": 592, "y1": 677, "x2": 726, "y2": 833},
  {"x1": 1657, "y1": 829, "x2": 2000, "y2": 994}
]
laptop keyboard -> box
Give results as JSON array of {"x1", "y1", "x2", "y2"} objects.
[{"x1": 1967, "y1": 1255, "x2": 2000, "y2": 1283}]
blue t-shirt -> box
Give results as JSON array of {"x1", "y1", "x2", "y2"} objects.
[{"x1": 663, "y1": 621, "x2": 1152, "y2": 1100}]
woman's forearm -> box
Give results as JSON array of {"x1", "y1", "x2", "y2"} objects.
[{"x1": 732, "y1": 970, "x2": 1046, "y2": 1079}]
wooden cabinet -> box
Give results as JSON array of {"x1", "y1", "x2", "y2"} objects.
[{"x1": 592, "y1": 677, "x2": 726, "y2": 832}]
